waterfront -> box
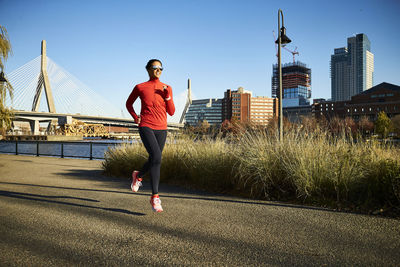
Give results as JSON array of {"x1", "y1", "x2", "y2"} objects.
[{"x1": 0, "y1": 139, "x2": 135, "y2": 160}]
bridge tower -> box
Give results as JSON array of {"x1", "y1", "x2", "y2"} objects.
[
  {"x1": 179, "y1": 78, "x2": 192, "y2": 124},
  {"x1": 32, "y1": 40, "x2": 56, "y2": 113}
]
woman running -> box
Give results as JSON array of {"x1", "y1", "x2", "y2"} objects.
[{"x1": 126, "y1": 59, "x2": 175, "y2": 212}]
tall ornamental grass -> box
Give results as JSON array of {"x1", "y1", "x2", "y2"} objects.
[
  {"x1": 235, "y1": 130, "x2": 400, "y2": 212},
  {"x1": 102, "y1": 129, "x2": 400, "y2": 214}
]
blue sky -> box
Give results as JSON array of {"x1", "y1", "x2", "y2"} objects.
[{"x1": 1, "y1": 0, "x2": 400, "y2": 121}]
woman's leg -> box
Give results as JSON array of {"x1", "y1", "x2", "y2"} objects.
[{"x1": 138, "y1": 127, "x2": 166, "y2": 195}]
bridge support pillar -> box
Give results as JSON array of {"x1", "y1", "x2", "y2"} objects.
[
  {"x1": 29, "y1": 120, "x2": 40, "y2": 135},
  {"x1": 58, "y1": 116, "x2": 72, "y2": 126}
]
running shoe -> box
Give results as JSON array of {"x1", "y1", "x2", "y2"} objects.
[
  {"x1": 150, "y1": 195, "x2": 163, "y2": 212},
  {"x1": 131, "y1": 171, "x2": 142, "y2": 192}
]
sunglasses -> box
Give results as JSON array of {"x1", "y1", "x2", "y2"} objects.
[{"x1": 149, "y1": 66, "x2": 163, "y2": 71}]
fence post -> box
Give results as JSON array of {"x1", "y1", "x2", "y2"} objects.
[
  {"x1": 90, "y1": 142, "x2": 93, "y2": 160},
  {"x1": 37, "y1": 141, "x2": 39, "y2": 157},
  {"x1": 16, "y1": 141, "x2": 18, "y2": 155},
  {"x1": 61, "y1": 143, "x2": 64, "y2": 158}
]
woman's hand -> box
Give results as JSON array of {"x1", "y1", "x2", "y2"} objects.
[
  {"x1": 135, "y1": 116, "x2": 141, "y2": 124},
  {"x1": 163, "y1": 86, "x2": 171, "y2": 101}
]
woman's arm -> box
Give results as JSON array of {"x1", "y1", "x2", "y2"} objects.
[
  {"x1": 126, "y1": 86, "x2": 140, "y2": 123},
  {"x1": 164, "y1": 85, "x2": 175, "y2": 116}
]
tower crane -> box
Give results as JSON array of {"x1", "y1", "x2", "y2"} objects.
[
  {"x1": 272, "y1": 30, "x2": 278, "y2": 60},
  {"x1": 283, "y1": 46, "x2": 299, "y2": 63}
]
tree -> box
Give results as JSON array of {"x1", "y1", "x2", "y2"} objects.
[
  {"x1": 0, "y1": 105, "x2": 13, "y2": 135},
  {"x1": 328, "y1": 116, "x2": 344, "y2": 136},
  {"x1": 196, "y1": 120, "x2": 210, "y2": 135},
  {"x1": 374, "y1": 111, "x2": 393, "y2": 138},
  {"x1": 391, "y1": 115, "x2": 400, "y2": 137},
  {"x1": 344, "y1": 117, "x2": 357, "y2": 135},
  {"x1": 0, "y1": 25, "x2": 13, "y2": 136},
  {"x1": 358, "y1": 116, "x2": 374, "y2": 136}
]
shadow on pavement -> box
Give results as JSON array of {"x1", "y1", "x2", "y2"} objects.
[
  {"x1": 0, "y1": 181, "x2": 363, "y2": 217},
  {"x1": 0, "y1": 189, "x2": 145, "y2": 216},
  {"x1": 52, "y1": 169, "x2": 368, "y2": 216},
  {"x1": 0, "y1": 190, "x2": 99, "y2": 202}
]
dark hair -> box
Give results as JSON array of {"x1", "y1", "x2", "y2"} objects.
[{"x1": 146, "y1": 59, "x2": 162, "y2": 69}]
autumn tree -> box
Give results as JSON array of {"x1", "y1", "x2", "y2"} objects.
[
  {"x1": 374, "y1": 111, "x2": 393, "y2": 138},
  {"x1": 358, "y1": 116, "x2": 374, "y2": 136}
]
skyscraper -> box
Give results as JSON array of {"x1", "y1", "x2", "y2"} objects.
[
  {"x1": 331, "y1": 33, "x2": 374, "y2": 101},
  {"x1": 330, "y1": 48, "x2": 349, "y2": 101}
]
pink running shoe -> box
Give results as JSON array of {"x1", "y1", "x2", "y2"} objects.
[
  {"x1": 131, "y1": 171, "x2": 142, "y2": 192},
  {"x1": 150, "y1": 195, "x2": 163, "y2": 212}
]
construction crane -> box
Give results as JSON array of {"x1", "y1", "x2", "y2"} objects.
[
  {"x1": 272, "y1": 30, "x2": 278, "y2": 60},
  {"x1": 273, "y1": 30, "x2": 299, "y2": 63},
  {"x1": 283, "y1": 46, "x2": 299, "y2": 63}
]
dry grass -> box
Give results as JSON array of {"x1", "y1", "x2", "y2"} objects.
[{"x1": 102, "y1": 129, "x2": 400, "y2": 215}]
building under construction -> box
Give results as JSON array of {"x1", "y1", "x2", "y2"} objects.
[{"x1": 271, "y1": 61, "x2": 311, "y2": 107}]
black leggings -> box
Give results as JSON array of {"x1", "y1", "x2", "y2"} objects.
[{"x1": 138, "y1": 127, "x2": 167, "y2": 195}]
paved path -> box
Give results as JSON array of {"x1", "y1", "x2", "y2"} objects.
[{"x1": 0, "y1": 154, "x2": 399, "y2": 266}]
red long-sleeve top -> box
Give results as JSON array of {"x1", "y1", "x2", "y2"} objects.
[{"x1": 126, "y1": 78, "x2": 175, "y2": 130}]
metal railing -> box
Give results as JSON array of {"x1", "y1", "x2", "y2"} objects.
[{"x1": 0, "y1": 140, "x2": 129, "y2": 160}]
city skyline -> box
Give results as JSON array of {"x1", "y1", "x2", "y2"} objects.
[{"x1": 1, "y1": 0, "x2": 400, "y2": 122}]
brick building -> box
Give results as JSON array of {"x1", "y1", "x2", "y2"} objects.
[
  {"x1": 223, "y1": 87, "x2": 277, "y2": 125},
  {"x1": 223, "y1": 87, "x2": 251, "y2": 123},
  {"x1": 313, "y1": 82, "x2": 400, "y2": 121},
  {"x1": 250, "y1": 96, "x2": 278, "y2": 125}
]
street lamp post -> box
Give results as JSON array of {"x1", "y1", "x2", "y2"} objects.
[{"x1": 275, "y1": 9, "x2": 291, "y2": 141}]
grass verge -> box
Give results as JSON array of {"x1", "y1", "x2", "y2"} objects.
[{"x1": 102, "y1": 129, "x2": 400, "y2": 217}]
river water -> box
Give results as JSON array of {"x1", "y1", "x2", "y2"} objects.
[{"x1": 0, "y1": 139, "x2": 137, "y2": 160}]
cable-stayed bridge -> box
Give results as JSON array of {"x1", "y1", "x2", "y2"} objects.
[{"x1": 5, "y1": 40, "x2": 182, "y2": 136}]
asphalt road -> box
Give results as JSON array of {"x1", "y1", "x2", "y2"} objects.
[{"x1": 0, "y1": 154, "x2": 399, "y2": 266}]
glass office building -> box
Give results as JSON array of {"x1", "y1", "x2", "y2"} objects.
[
  {"x1": 184, "y1": 98, "x2": 223, "y2": 126},
  {"x1": 331, "y1": 33, "x2": 374, "y2": 101}
]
